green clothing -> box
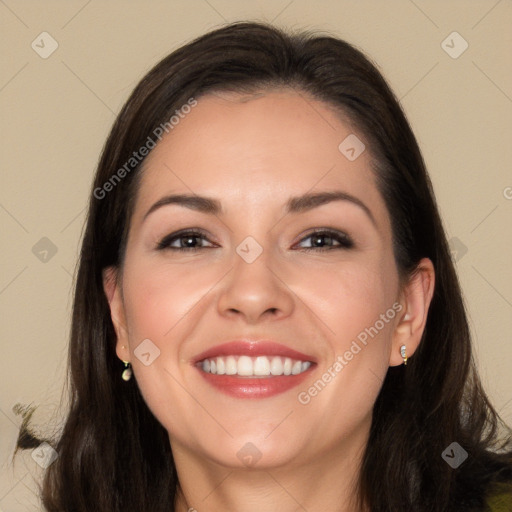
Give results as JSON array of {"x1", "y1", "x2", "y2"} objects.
[{"x1": 485, "y1": 482, "x2": 512, "y2": 511}]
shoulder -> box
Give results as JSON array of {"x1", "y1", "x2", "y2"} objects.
[{"x1": 484, "y1": 481, "x2": 512, "y2": 512}]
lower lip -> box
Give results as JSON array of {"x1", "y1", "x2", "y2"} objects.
[{"x1": 197, "y1": 367, "x2": 314, "y2": 399}]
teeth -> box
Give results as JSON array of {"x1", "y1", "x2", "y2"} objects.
[
  {"x1": 199, "y1": 355, "x2": 312, "y2": 377},
  {"x1": 283, "y1": 358, "x2": 292, "y2": 375},
  {"x1": 254, "y1": 356, "x2": 270, "y2": 376},
  {"x1": 270, "y1": 356, "x2": 283, "y2": 375},
  {"x1": 225, "y1": 355, "x2": 237, "y2": 375},
  {"x1": 216, "y1": 357, "x2": 225, "y2": 375},
  {"x1": 301, "y1": 361, "x2": 311, "y2": 372},
  {"x1": 237, "y1": 356, "x2": 253, "y2": 376},
  {"x1": 291, "y1": 360, "x2": 302, "y2": 375}
]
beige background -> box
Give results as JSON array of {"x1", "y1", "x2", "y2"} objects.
[{"x1": 1, "y1": 1, "x2": 511, "y2": 509}]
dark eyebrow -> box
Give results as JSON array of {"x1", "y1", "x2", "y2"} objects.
[
  {"x1": 285, "y1": 191, "x2": 376, "y2": 227},
  {"x1": 143, "y1": 194, "x2": 222, "y2": 221},
  {"x1": 143, "y1": 190, "x2": 376, "y2": 227}
]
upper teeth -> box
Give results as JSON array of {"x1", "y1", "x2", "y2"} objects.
[{"x1": 200, "y1": 355, "x2": 311, "y2": 377}]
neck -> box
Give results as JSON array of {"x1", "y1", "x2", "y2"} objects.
[{"x1": 171, "y1": 420, "x2": 370, "y2": 512}]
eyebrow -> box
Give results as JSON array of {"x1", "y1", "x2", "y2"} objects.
[{"x1": 142, "y1": 190, "x2": 377, "y2": 227}]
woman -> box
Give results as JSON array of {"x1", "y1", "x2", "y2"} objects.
[{"x1": 16, "y1": 21, "x2": 512, "y2": 511}]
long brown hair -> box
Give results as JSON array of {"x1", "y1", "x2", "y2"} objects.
[{"x1": 15, "y1": 21, "x2": 512, "y2": 511}]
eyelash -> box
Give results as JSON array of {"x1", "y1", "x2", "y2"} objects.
[{"x1": 156, "y1": 228, "x2": 355, "y2": 252}]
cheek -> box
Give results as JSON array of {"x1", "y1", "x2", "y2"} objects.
[
  {"x1": 291, "y1": 257, "x2": 398, "y2": 414},
  {"x1": 119, "y1": 258, "x2": 227, "y2": 403},
  {"x1": 291, "y1": 255, "x2": 398, "y2": 345},
  {"x1": 119, "y1": 263, "x2": 213, "y2": 433},
  {"x1": 122, "y1": 259, "x2": 214, "y2": 343}
]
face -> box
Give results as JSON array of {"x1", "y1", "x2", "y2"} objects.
[{"x1": 105, "y1": 89, "x2": 414, "y2": 470}]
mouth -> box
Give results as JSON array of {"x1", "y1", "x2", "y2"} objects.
[{"x1": 193, "y1": 341, "x2": 316, "y2": 398}]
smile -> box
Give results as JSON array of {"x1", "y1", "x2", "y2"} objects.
[{"x1": 193, "y1": 340, "x2": 316, "y2": 398}]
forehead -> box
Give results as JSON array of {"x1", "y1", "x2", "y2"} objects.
[{"x1": 131, "y1": 89, "x2": 389, "y2": 230}]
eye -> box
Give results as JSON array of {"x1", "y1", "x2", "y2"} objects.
[
  {"x1": 156, "y1": 229, "x2": 216, "y2": 251},
  {"x1": 295, "y1": 229, "x2": 354, "y2": 252},
  {"x1": 156, "y1": 228, "x2": 354, "y2": 253}
]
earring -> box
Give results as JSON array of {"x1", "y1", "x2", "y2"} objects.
[
  {"x1": 122, "y1": 361, "x2": 132, "y2": 381},
  {"x1": 400, "y1": 345, "x2": 408, "y2": 366}
]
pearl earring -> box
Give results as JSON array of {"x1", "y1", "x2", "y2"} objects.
[
  {"x1": 122, "y1": 361, "x2": 132, "y2": 381},
  {"x1": 120, "y1": 345, "x2": 132, "y2": 381}
]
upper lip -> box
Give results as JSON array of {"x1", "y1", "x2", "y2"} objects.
[{"x1": 192, "y1": 340, "x2": 317, "y2": 364}]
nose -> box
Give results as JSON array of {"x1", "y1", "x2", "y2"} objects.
[{"x1": 216, "y1": 245, "x2": 295, "y2": 325}]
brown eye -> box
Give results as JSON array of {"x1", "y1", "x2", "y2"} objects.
[
  {"x1": 295, "y1": 229, "x2": 354, "y2": 251},
  {"x1": 157, "y1": 230, "x2": 215, "y2": 251}
]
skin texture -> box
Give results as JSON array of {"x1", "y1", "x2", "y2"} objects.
[{"x1": 103, "y1": 89, "x2": 435, "y2": 512}]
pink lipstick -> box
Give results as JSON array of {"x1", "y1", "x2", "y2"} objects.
[{"x1": 193, "y1": 341, "x2": 316, "y2": 398}]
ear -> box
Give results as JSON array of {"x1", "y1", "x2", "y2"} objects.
[
  {"x1": 389, "y1": 257, "x2": 435, "y2": 366},
  {"x1": 102, "y1": 266, "x2": 130, "y2": 363}
]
